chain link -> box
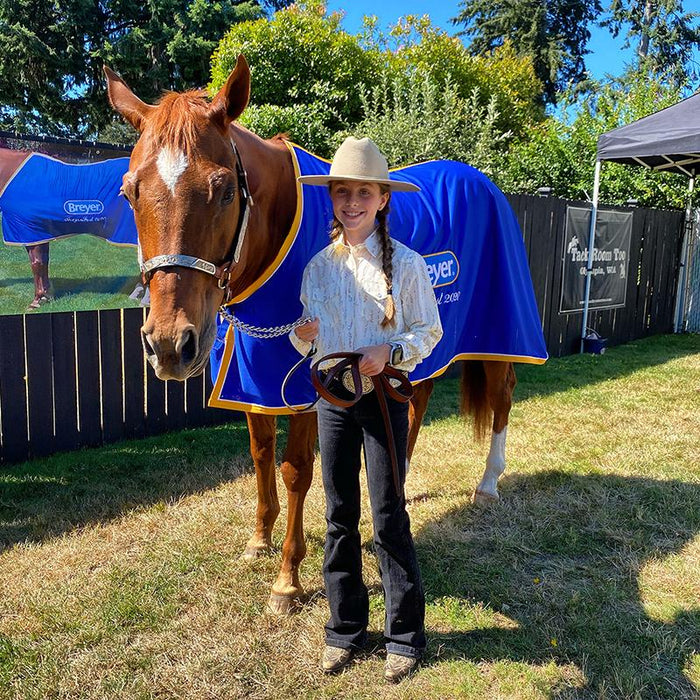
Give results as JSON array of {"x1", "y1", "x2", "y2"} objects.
[{"x1": 219, "y1": 306, "x2": 310, "y2": 339}]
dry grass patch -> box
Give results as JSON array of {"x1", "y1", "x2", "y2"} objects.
[{"x1": 0, "y1": 333, "x2": 698, "y2": 699}]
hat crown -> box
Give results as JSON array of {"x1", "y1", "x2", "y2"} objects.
[{"x1": 328, "y1": 137, "x2": 390, "y2": 183}]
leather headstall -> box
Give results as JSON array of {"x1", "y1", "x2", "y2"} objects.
[{"x1": 137, "y1": 137, "x2": 253, "y2": 304}]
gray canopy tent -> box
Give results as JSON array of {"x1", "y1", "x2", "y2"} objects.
[{"x1": 583, "y1": 92, "x2": 700, "y2": 349}]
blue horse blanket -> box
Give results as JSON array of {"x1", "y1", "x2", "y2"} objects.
[
  {"x1": 0, "y1": 153, "x2": 136, "y2": 246},
  {"x1": 210, "y1": 143, "x2": 547, "y2": 415}
]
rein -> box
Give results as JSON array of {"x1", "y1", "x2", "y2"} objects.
[
  {"x1": 138, "y1": 137, "x2": 253, "y2": 302},
  {"x1": 282, "y1": 351, "x2": 414, "y2": 496}
]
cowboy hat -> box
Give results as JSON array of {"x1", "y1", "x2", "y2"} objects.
[{"x1": 297, "y1": 137, "x2": 420, "y2": 192}]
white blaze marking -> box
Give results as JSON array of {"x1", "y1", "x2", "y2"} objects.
[{"x1": 156, "y1": 147, "x2": 188, "y2": 195}]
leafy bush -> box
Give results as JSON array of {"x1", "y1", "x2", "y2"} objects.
[
  {"x1": 383, "y1": 17, "x2": 544, "y2": 139},
  {"x1": 210, "y1": 0, "x2": 381, "y2": 155},
  {"x1": 209, "y1": 5, "x2": 543, "y2": 159},
  {"x1": 336, "y1": 69, "x2": 511, "y2": 179},
  {"x1": 238, "y1": 103, "x2": 334, "y2": 155}
]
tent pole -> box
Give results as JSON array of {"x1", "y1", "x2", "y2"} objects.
[
  {"x1": 580, "y1": 160, "x2": 601, "y2": 352},
  {"x1": 674, "y1": 176, "x2": 694, "y2": 332}
]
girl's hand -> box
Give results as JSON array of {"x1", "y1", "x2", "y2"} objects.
[
  {"x1": 356, "y1": 344, "x2": 391, "y2": 376},
  {"x1": 295, "y1": 318, "x2": 320, "y2": 342}
]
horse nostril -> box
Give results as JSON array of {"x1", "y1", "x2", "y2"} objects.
[
  {"x1": 142, "y1": 331, "x2": 156, "y2": 358},
  {"x1": 179, "y1": 328, "x2": 198, "y2": 365}
]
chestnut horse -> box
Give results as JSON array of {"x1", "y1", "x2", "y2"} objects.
[
  {"x1": 0, "y1": 149, "x2": 52, "y2": 308},
  {"x1": 105, "y1": 56, "x2": 516, "y2": 614}
]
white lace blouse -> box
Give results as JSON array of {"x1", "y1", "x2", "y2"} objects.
[{"x1": 289, "y1": 230, "x2": 443, "y2": 372}]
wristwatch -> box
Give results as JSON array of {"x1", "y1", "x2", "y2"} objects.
[{"x1": 389, "y1": 342, "x2": 403, "y2": 366}]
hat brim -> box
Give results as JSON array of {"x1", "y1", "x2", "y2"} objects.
[{"x1": 297, "y1": 174, "x2": 420, "y2": 192}]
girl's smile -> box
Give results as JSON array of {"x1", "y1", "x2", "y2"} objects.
[{"x1": 330, "y1": 180, "x2": 389, "y2": 243}]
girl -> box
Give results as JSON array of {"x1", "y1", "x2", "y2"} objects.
[{"x1": 291, "y1": 137, "x2": 442, "y2": 683}]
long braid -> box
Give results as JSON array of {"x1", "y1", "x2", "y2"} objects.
[{"x1": 377, "y1": 193, "x2": 395, "y2": 327}]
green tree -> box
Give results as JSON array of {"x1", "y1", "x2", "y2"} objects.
[
  {"x1": 452, "y1": 0, "x2": 602, "y2": 104},
  {"x1": 501, "y1": 69, "x2": 690, "y2": 208},
  {"x1": 602, "y1": 0, "x2": 700, "y2": 85},
  {"x1": 0, "y1": 0, "x2": 263, "y2": 138}
]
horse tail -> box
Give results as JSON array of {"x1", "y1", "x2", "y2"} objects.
[{"x1": 460, "y1": 360, "x2": 492, "y2": 442}]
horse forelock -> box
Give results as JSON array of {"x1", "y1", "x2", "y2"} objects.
[{"x1": 147, "y1": 90, "x2": 212, "y2": 156}]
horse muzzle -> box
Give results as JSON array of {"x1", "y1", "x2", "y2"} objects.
[{"x1": 141, "y1": 322, "x2": 212, "y2": 381}]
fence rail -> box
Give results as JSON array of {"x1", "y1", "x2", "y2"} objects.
[
  {"x1": 0, "y1": 308, "x2": 233, "y2": 464},
  {"x1": 0, "y1": 194, "x2": 686, "y2": 464}
]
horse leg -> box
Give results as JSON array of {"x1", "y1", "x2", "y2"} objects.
[
  {"x1": 268, "y1": 411, "x2": 317, "y2": 615},
  {"x1": 26, "y1": 243, "x2": 52, "y2": 308},
  {"x1": 407, "y1": 379, "x2": 434, "y2": 471},
  {"x1": 242, "y1": 413, "x2": 280, "y2": 559},
  {"x1": 472, "y1": 361, "x2": 516, "y2": 504}
]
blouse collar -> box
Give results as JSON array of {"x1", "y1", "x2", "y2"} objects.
[{"x1": 336, "y1": 228, "x2": 381, "y2": 258}]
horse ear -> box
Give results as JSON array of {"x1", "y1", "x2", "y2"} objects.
[
  {"x1": 103, "y1": 66, "x2": 154, "y2": 132},
  {"x1": 209, "y1": 55, "x2": 251, "y2": 130}
]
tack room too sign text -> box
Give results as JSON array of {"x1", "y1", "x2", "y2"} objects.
[{"x1": 560, "y1": 207, "x2": 632, "y2": 314}]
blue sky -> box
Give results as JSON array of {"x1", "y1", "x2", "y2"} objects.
[{"x1": 325, "y1": 0, "x2": 649, "y2": 83}]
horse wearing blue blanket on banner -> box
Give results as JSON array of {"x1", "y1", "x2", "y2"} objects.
[
  {"x1": 105, "y1": 55, "x2": 547, "y2": 614},
  {"x1": 0, "y1": 146, "x2": 138, "y2": 309}
]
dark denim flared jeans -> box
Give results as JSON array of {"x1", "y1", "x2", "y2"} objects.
[{"x1": 317, "y1": 392, "x2": 426, "y2": 659}]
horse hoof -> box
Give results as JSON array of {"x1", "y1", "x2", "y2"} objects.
[
  {"x1": 472, "y1": 489, "x2": 500, "y2": 506},
  {"x1": 27, "y1": 295, "x2": 52, "y2": 311},
  {"x1": 240, "y1": 544, "x2": 271, "y2": 561},
  {"x1": 266, "y1": 592, "x2": 300, "y2": 616}
]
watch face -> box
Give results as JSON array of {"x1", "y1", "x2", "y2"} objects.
[{"x1": 391, "y1": 345, "x2": 402, "y2": 365}]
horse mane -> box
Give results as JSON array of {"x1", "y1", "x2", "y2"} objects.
[{"x1": 148, "y1": 89, "x2": 210, "y2": 154}]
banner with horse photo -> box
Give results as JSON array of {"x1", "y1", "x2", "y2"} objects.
[
  {"x1": 0, "y1": 153, "x2": 137, "y2": 246},
  {"x1": 209, "y1": 144, "x2": 548, "y2": 415}
]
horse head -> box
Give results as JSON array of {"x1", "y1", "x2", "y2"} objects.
[{"x1": 104, "y1": 56, "x2": 252, "y2": 381}]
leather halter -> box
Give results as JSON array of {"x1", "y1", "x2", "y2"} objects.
[{"x1": 138, "y1": 138, "x2": 253, "y2": 302}]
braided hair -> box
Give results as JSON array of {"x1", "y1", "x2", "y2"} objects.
[
  {"x1": 328, "y1": 184, "x2": 395, "y2": 328},
  {"x1": 375, "y1": 191, "x2": 395, "y2": 327}
]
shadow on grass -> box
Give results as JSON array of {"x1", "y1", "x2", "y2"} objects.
[
  {"x1": 416, "y1": 470, "x2": 700, "y2": 698},
  {"x1": 0, "y1": 275, "x2": 140, "y2": 297},
  {"x1": 0, "y1": 416, "x2": 268, "y2": 550},
  {"x1": 422, "y1": 333, "x2": 700, "y2": 425}
]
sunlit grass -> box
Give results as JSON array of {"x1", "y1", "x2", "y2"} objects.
[
  {"x1": 0, "y1": 333, "x2": 698, "y2": 698},
  {"x1": 0, "y1": 232, "x2": 140, "y2": 315}
]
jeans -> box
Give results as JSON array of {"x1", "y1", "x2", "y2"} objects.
[{"x1": 317, "y1": 391, "x2": 426, "y2": 659}]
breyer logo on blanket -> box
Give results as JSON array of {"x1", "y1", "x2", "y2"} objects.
[
  {"x1": 423, "y1": 251, "x2": 459, "y2": 288},
  {"x1": 63, "y1": 200, "x2": 104, "y2": 215}
]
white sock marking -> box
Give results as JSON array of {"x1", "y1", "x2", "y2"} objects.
[
  {"x1": 476, "y1": 427, "x2": 508, "y2": 498},
  {"x1": 156, "y1": 147, "x2": 188, "y2": 195}
]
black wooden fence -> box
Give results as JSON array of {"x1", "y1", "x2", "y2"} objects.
[
  {"x1": 0, "y1": 308, "x2": 233, "y2": 464},
  {"x1": 0, "y1": 194, "x2": 686, "y2": 464},
  {"x1": 507, "y1": 195, "x2": 685, "y2": 357}
]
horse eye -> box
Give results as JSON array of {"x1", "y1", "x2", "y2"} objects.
[
  {"x1": 119, "y1": 187, "x2": 133, "y2": 209},
  {"x1": 222, "y1": 186, "x2": 235, "y2": 205}
]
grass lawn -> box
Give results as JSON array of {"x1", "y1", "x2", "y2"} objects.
[
  {"x1": 0, "y1": 233, "x2": 141, "y2": 315},
  {"x1": 0, "y1": 333, "x2": 698, "y2": 699}
]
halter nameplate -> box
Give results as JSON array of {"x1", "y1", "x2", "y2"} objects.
[{"x1": 141, "y1": 254, "x2": 218, "y2": 278}]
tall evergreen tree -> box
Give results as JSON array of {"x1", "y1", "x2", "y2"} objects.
[
  {"x1": 602, "y1": 0, "x2": 700, "y2": 85},
  {"x1": 0, "y1": 0, "x2": 264, "y2": 138},
  {"x1": 452, "y1": 0, "x2": 602, "y2": 104}
]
